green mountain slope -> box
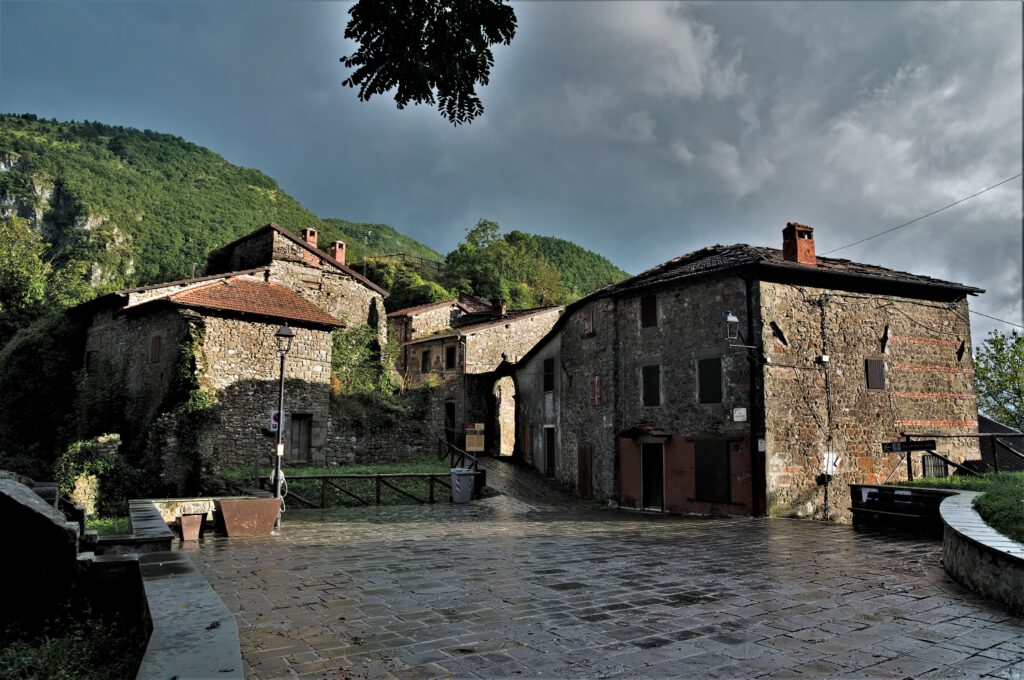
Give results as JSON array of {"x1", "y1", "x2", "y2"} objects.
[
  {"x1": 321, "y1": 218, "x2": 442, "y2": 265},
  {"x1": 531, "y1": 234, "x2": 629, "y2": 298}
]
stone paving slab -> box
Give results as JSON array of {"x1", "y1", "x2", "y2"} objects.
[{"x1": 189, "y1": 460, "x2": 1024, "y2": 679}]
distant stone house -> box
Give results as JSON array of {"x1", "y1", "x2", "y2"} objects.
[
  {"x1": 75, "y1": 224, "x2": 388, "y2": 489},
  {"x1": 394, "y1": 300, "x2": 563, "y2": 454},
  {"x1": 515, "y1": 223, "x2": 984, "y2": 522}
]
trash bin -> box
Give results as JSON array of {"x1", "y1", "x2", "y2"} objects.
[{"x1": 450, "y1": 467, "x2": 475, "y2": 504}]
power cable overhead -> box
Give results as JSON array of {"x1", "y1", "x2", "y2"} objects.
[{"x1": 821, "y1": 173, "x2": 1023, "y2": 256}]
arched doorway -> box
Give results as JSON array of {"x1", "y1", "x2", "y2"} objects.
[{"x1": 493, "y1": 376, "x2": 516, "y2": 456}]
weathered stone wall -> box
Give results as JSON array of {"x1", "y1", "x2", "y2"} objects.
[
  {"x1": 464, "y1": 308, "x2": 562, "y2": 374},
  {"x1": 516, "y1": 332, "x2": 563, "y2": 479},
  {"x1": 80, "y1": 306, "x2": 190, "y2": 446},
  {"x1": 209, "y1": 228, "x2": 275, "y2": 272},
  {"x1": 324, "y1": 390, "x2": 446, "y2": 464},
  {"x1": 201, "y1": 315, "x2": 333, "y2": 468},
  {"x1": 548, "y1": 297, "x2": 617, "y2": 497},
  {"x1": 269, "y1": 233, "x2": 387, "y2": 343},
  {"x1": 759, "y1": 282, "x2": 978, "y2": 521},
  {"x1": 407, "y1": 304, "x2": 464, "y2": 340}
]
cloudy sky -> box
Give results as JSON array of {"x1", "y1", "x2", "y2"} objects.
[{"x1": 1, "y1": 1, "x2": 1021, "y2": 339}]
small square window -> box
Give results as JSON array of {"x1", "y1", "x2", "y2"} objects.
[
  {"x1": 865, "y1": 358, "x2": 885, "y2": 390},
  {"x1": 543, "y1": 358, "x2": 555, "y2": 392},
  {"x1": 421, "y1": 350, "x2": 431, "y2": 374},
  {"x1": 642, "y1": 365, "x2": 660, "y2": 406},
  {"x1": 697, "y1": 357, "x2": 722, "y2": 404},
  {"x1": 640, "y1": 295, "x2": 658, "y2": 328},
  {"x1": 445, "y1": 346, "x2": 457, "y2": 370}
]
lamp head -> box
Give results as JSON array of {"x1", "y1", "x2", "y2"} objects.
[
  {"x1": 724, "y1": 312, "x2": 740, "y2": 341},
  {"x1": 275, "y1": 323, "x2": 295, "y2": 354}
]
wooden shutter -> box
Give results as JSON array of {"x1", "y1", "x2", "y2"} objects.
[
  {"x1": 865, "y1": 358, "x2": 885, "y2": 390},
  {"x1": 583, "y1": 310, "x2": 594, "y2": 335},
  {"x1": 698, "y1": 357, "x2": 722, "y2": 404},
  {"x1": 150, "y1": 335, "x2": 161, "y2": 364},
  {"x1": 543, "y1": 358, "x2": 555, "y2": 392},
  {"x1": 640, "y1": 295, "x2": 658, "y2": 327},
  {"x1": 642, "y1": 365, "x2": 660, "y2": 406},
  {"x1": 590, "y1": 374, "x2": 602, "y2": 405}
]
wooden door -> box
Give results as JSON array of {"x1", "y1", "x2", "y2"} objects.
[
  {"x1": 289, "y1": 414, "x2": 312, "y2": 461},
  {"x1": 695, "y1": 439, "x2": 730, "y2": 503},
  {"x1": 578, "y1": 443, "x2": 593, "y2": 499},
  {"x1": 545, "y1": 427, "x2": 556, "y2": 478},
  {"x1": 641, "y1": 443, "x2": 664, "y2": 510}
]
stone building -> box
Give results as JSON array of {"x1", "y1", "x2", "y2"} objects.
[
  {"x1": 515, "y1": 223, "x2": 983, "y2": 521},
  {"x1": 397, "y1": 302, "x2": 563, "y2": 454},
  {"x1": 75, "y1": 224, "x2": 388, "y2": 490}
]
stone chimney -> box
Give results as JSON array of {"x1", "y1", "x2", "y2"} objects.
[
  {"x1": 330, "y1": 240, "x2": 347, "y2": 265},
  {"x1": 782, "y1": 222, "x2": 816, "y2": 266},
  {"x1": 491, "y1": 298, "x2": 507, "y2": 319},
  {"x1": 301, "y1": 227, "x2": 318, "y2": 248}
]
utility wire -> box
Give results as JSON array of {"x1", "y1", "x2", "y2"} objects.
[
  {"x1": 820, "y1": 173, "x2": 1023, "y2": 255},
  {"x1": 970, "y1": 309, "x2": 1024, "y2": 330}
]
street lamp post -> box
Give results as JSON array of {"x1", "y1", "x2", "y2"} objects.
[{"x1": 273, "y1": 322, "x2": 295, "y2": 530}]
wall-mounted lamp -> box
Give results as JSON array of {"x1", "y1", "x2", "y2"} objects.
[
  {"x1": 724, "y1": 311, "x2": 758, "y2": 350},
  {"x1": 724, "y1": 312, "x2": 741, "y2": 342}
]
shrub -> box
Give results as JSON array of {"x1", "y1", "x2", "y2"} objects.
[{"x1": 54, "y1": 438, "x2": 141, "y2": 518}]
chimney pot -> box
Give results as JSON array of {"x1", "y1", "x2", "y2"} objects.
[
  {"x1": 301, "y1": 228, "x2": 318, "y2": 248},
  {"x1": 491, "y1": 298, "x2": 507, "y2": 319},
  {"x1": 330, "y1": 240, "x2": 347, "y2": 266},
  {"x1": 782, "y1": 222, "x2": 816, "y2": 266}
]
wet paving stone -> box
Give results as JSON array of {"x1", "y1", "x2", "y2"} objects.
[{"x1": 190, "y1": 458, "x2": 1024, "y2": 679}]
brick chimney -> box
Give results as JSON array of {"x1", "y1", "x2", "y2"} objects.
[
  {"x1": 782, "y1": 222, "x2": 816, "y2": 266},
  {"x1": 491, "y1": 298, "x2": 507, "y2": 319},
  {"x1": 330, "y1": 240, "x2": 347, "y2": 265},
  {"x1": 301, "y1": 227, "x2": 318, "y2": 248}
]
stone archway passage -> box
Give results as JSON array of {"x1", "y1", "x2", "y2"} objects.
[{"x1": 493, "y1": 376, "x2": 516, "y2": 456}]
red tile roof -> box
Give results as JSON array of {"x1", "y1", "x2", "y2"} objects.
[
  {"x1": 168, "y1": 276, "x2": 342, "y2": 327},
  {"x1": 386, "y1": 299, "x2": 465, "y2": 318}
]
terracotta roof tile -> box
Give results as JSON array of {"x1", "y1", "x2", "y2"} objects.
[{"x1": 168, "y1": 276, "x2": 342, "y2": 327}]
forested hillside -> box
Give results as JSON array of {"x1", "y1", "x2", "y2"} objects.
[
  {"x1": 532, "y1": 235, "x2": 628, "y2": 299},
  {"x1": 0, "y1": 113, "x2": 627, "y2": 316}
]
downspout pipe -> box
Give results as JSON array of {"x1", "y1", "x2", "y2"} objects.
[{"x1": 744, "y1": 273, "x2": 766, "y2": 516}]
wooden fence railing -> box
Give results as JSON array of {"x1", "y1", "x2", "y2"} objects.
[{"x1": 438, "y1": 439, "x2": 479, "y2": 471}]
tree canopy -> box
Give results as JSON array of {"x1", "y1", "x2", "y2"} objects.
[
  {"x1": 340, "y1": 0, "x2": 517, "y2": 125},
  {"x1": 975, "y1": 329, "x2": 1024, "y2": 431}
]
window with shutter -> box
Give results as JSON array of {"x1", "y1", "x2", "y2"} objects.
[
  {"x1": 640, "y1": 295, "x2": 658, "y2": 328},
  {"x1": 445, "y1": 346, "x2": 457, "y2": 370},
  {"x1": 590, "y1": 374, "x2": 602, "y2": 405},
  {"x1": 697, "y1": 357, "x2": 722, "y2": 404},
  {"x1": 583, "y1": 310, "x2": 594, "y2": 335},
  {"x1": 150, "y1": 335, "x2": 161, "y2": 364},
  {"x1": 421, "y1": 350, "x2": 431, "y2": 374},
  {"x1": 865, "y1": 358, "x2": 885, "y2": 390},
  {"x1": 543, "y1": 358, "x2": 555, "y2": 392},
  {"x1": 642, "y1": 365, "x2": 661, "y2": 406}
]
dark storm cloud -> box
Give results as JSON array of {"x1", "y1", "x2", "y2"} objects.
[{"x1": 0, "y1": 1, "x2": 1020, "y2": 339}]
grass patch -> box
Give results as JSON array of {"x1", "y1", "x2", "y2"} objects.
[
  {"x1": 0, "y1": 618, "x2": 143, "y2": 680},
  {"x1": 85, "y1": 517, "x2": 131, "y2": 536},
  {"x1": 223, "y1": 459, "x2": 459, "y2": 508},
  {"x1": 891, "y1": 472, "x2": 1024, "y2": 543}
]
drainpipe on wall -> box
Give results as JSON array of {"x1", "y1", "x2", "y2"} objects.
[
  {"x1": 744, "y1": 274, "x2": 767, "y2": 516},
  {"x1": 611, "y1": 297, "x2": 622, "y2": 500}
]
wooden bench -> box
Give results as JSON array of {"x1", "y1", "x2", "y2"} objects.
[{"x1": 849, "y1": 484, "x2": 953, "y2": 535}]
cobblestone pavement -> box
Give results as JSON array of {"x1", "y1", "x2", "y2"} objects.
[{"x1": 190, "y1": 460, "x2": 1024, "y2": 680}]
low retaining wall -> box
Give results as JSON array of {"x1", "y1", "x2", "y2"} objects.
[
  {"x1": 940, "y1": 491, "x2": 1024, "y2": 613},
  {"x1": 135, "y1": 551, "x2": 243, "y2": 679}
]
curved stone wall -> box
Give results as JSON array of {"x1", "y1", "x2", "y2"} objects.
[{"x1": 940, "y1": 491, "x2": 1024, "y2": 613}]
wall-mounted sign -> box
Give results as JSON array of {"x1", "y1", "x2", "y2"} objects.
[
  {"x1": 757, "y1": 437, "x2": 766, "y2": 453},
  {"x1": 821, "y1": 451, "x2": 840, "y2": 476},
  {"x1": 732, "y1": 408, "x2": 747, "y2": 422},
  {"x1": 882, "y1": 440, "x2": 936, "y2": 453},
  {"x1": 269, "y1": 409, "x2": 281, "y2": 433}
]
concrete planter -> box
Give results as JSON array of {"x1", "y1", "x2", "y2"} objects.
[
  {"x1": 213, "y1": 498, "x2": 280, "y2": 537},
  {"x1": 176, "y1": 513, "x2": 205, "y2": 541}
]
